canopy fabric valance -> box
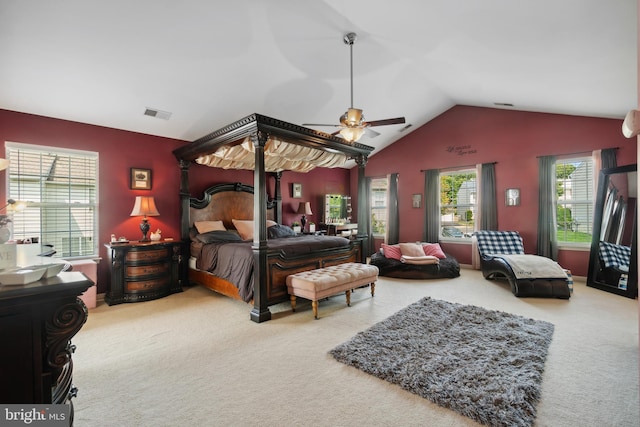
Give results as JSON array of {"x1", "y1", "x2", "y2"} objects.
[{"x1": 195, "y1": 137, "x2": 347, "y2": 172}]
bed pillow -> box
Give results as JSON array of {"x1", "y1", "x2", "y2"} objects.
[
  {"x1": 399, "y1": 242, "x2": 426, "y2": 257},
  {"x1": 381, "y1": 243, "x2": 402, "y2": 260},
  {"x1": 422, "y1": 242, "x2": 446, "y2": 259},
  {"x1": 267, "y1": 224, "x2": 297, "y2": 239},
  {"x1": 196, "y1": 230, "x2": 243, "y2": 244},
  {"x1": 232, "y1": 219, "x2": 278, "y2": 240},
  {"x1": 232, "y1": 219, "x2": 254, "y2": 240},
  {"x1": 194, "y1": 220, "x2": 226, "y2": 234}
]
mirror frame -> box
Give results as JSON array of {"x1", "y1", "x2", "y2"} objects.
[{"x1": 587, "y1": 164, "x2": 638, "y2": 298}]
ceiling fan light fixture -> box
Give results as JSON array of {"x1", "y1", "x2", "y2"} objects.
[
  {"x1": 339, "y1": 126, "x2": 365, "y2": 143},
  {"x1": 341, "y1": 108, "x2": 363, "y2": 127}
]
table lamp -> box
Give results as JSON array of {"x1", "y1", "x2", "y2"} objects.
[
  {"x1": 297, "y1": 201, "x2": 312, "y2": 231},
  {"x1": 130, "y1": 196, "x2": 160, "y2": 241}
]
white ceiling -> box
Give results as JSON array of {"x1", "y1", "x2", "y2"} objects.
[{"x1": 1, "y1": 0, "x2": 636, "y2": 159}]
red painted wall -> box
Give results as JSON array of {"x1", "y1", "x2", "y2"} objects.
[
  {"x1": 351, "y1": 106, "x2": 636, "y2": 277},
  {"x1": 0, "y1": 109, "x2": 351, "y2": 293}
]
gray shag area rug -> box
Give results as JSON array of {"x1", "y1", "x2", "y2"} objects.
[{"x1": 329, "y1": 297, "x2": 554, "y2": 427}]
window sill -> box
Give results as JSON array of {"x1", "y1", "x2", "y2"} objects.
[{"x1": 557, "y1": 244, "x2": 590, "y2": 252}]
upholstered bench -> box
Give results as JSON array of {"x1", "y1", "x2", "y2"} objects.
[{"x1": 286, "y1": 263, "x2": 379, "y2": 319}]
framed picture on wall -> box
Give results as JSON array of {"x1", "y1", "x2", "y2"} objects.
[
  {"x1": 130, "y1": 168, "x2": 152, "y2": 190},
  {"x1": 412, "y1": 193, "x2": 422, "y2": 208},
  {"x1": 505, "y1": 188, "x2": 520, "y2": 206},
  {"x1": 292, "y1": 183, "x2": 302, "y2": 198}
]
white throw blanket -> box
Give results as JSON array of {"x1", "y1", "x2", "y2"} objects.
[
  {"x1": 491, "y1": 254, "x2": 567, "y2": 280},
  {"x1": 400, "y1": 255, "x2": 440, "y2": 265}
]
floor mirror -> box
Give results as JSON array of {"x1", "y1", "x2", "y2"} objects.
[{"x1": 587, "y1": 164, "x2": 637, "y2": 298}]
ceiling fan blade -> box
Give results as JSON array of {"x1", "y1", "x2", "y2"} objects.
[
  {"x1": 366, "y1": 117, "x2": 406, "y2": 127},
  {"x1": 302, "y1": 123, "x2": 341, "y2": 128},
  {"x1": 364, "y1": 127, "x2": 381, "y2": 138}
]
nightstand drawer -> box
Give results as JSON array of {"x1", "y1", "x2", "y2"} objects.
[
  {"x1": 126, "y1": 264, "x2": 169, "y2": 278},
  {"x1": 126, "y1": 248, "x2": 167, "y2": 262},
  {"x1": 126, "y1": 277, "x2": 169, "y2": 292}
]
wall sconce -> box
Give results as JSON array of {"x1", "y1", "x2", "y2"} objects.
[
  {"x1": 130, "y1": 196, "x2": 160, "y2": 241},
  {"x1": 505, "y1": 188, "x2": 520, "y2": 206}
]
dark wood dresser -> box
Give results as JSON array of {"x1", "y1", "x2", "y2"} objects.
[
  {"x1": 0, "y1": 272, "x2": 92, "y2": 410},
  {"x1": 105, "y1": 240, "x2": 184, "y2": 305}
]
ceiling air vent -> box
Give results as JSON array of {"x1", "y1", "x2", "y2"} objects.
[{"x1": 144, "y1": 107, "x2": 172, "y2": 120}]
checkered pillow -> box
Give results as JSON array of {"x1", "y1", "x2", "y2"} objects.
[
  {"x1": 598, "y1": 241, "x2": 631, "y2": 270},
  {"x1": 474, "y1": 230, "x2": 525, "y2": 256}
]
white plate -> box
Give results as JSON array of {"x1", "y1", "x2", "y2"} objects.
[
  {"x1": 0, "y1": 268, "x2": 47, "y2": 285},
  {"x1": 21, "y1": 263, "x2": 66, "y2": 278}
]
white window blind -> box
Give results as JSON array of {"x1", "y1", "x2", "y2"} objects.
[
  {"x1": 556, "y1": 156, "x2": 594, "y2": 245},
  {"x1": 370, "y1": 177, "x2": 388, "y2": 237},
  {"x1": 5, "y1": 142, "x2": 99, "y2": 258},
  {"x1": 439, "y1": 169, "x2": 477, "y2": 239}
]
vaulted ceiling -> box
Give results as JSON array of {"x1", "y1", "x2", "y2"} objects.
[{"x1": 0, "y1": 1, "x2": 636, "y2": 158}]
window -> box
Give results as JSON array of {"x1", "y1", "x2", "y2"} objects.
[
  {"x1": 556, "y1": 156, "x2": 594, "y2": 245},
  {"x1": 370, "y1": 177, "x2": 388, "y2": 237},
  {"x1": 6, "y1": 142, "x2": 99, "y2": 258},
  {"x1": 439, "y1": 169, "x2": 476, "y2": 239}
]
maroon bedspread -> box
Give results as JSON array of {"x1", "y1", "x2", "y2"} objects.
[{"x1": 195, "y1": 235, "x2": 350, "y2": 302}]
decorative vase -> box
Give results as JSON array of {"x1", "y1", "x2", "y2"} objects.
[{"x1": 0, "y1": 226, "x2": 11, "y2": 244}]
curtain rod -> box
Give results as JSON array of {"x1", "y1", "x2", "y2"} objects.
[
  {"x1": 536, "y1": 147, "x2": 618, "y2": 159},
  {"x1": 420, "y1": 162, "x2": 496, "y2": 172}
]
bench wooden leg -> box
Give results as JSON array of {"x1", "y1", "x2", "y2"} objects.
[
  {"x1": 371, "y1": 282, "x2": 375, "y2": 297},
  {"x1": 345, "y1": 289, "x2": 351, "y2": 307},
  {"x1": 290, "y1": 295, "x2": 297, "y2": 312},
  {"x1": 312, "y1": 300, "x2": 318, "y2": 319}
]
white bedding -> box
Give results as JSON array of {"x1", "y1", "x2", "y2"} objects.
[{"x1": 491, "y1": 254, "x2": 568, "y2": 280}]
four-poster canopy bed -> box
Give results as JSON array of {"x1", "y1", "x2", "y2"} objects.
[{"x1": 172, "y1": 114, "x2": 374, "y2": 323}]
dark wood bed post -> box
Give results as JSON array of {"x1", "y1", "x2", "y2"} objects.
[
  {"x1": 355, "y1": 154, "x2": 369, "y2": 262},
  {"x1": 273, "y1": 171, "x2": 282, "y2": 224},
  {"x1": 178, "y1": 159, "x2": 191, "y2": 241},
  {"x1": 250, "y1": 131, "x2": 272, "y2": 323}
]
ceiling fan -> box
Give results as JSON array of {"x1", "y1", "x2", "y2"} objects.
[{"x1": 303, "y1": 32, "x2": 406, "y2": 143}]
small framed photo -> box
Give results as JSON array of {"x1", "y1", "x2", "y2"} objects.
[
  {"x1": 412, "y1": 193, "x2": 422, "y2": 208},
  {"x1": 130, "y1": 168, "x2": 152, "y2": 190},
  {"x1": 505, "y1": 188, "x2": 520, "y2": 206},
  {"x1": 292, "y1": 183, "x2": 302, "y2": 198}
]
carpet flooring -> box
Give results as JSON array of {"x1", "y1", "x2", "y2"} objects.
[{"x1": 330, "y1": 297, "x2": 555, "y2": 427}]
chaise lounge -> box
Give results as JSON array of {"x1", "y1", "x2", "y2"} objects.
[{"x1": 475, "y1": 230, "x2": 571, "y2": 299}]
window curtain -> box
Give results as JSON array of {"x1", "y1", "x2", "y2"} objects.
[
  {"x1": 387, "y1": 173, "x2": 400, "y2": 245},
  {"x1": 363, "y1": 177, "x2": 375, "y2": 256},
  {"x1": 480, "y1": 163, "x2": 498, "y2": 230},
  {"x1": 601, "y1": 148, "x2": 617, "y2": 170},
  {"x1": 537, "y1": 155, "x2": 558, "y2": 260},
  {"x1": 423, "y1": 169, "x2": 440, "y2": 243}
]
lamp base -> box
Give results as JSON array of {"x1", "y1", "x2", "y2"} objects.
[
  {"x1": 300, "y1": 215, "x2": 307, "y2": 231},
  {"x1": 139, "y1": 218, "x2": 151, "y2": 242}
]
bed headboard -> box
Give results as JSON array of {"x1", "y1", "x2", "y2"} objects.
[{"x1": 189, "y1": 182, "x2": 275, "y2": 231}]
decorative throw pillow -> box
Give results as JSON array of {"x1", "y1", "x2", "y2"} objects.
[
  {"x1": 267, "y1": 224, "x2": 297, "y2": 239},
  {"x1": 381, "y1": 243, "x2": 402, "y2": 260},
  {"x1": 232, "y1": 219, "x2": 254, "y2": 240},
  {"x1": 194, "y1": 220, "x2": 226, "y2": 234},
  {"x1": 422, "y1": 242, "x2": 446, "y2": 259},
  {"x1": 399, "y1": 242, "x2": 425, "y2": 257}
]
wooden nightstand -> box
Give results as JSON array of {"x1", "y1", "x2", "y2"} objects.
[{"x1": 105, "y1": 240, "x2": 184, "y2": 305}]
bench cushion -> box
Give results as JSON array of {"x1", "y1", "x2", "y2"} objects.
[{"x1": 286, "y1": 263, "x2": 378, "y2": 300}]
